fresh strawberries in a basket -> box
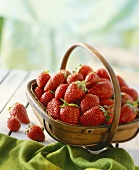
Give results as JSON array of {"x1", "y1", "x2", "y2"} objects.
[{"x1": 34, "y1": 64, "x2": 139, "y2": 126}]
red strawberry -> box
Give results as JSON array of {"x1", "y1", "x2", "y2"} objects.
[
  {"x1": 80, "y1": 94, "x2": 100, "y2": 113},
  {"x1": 36, "y1": 71, "x2": 51, "y2": 88},
  {"x1": 80, "y1": 106, "x2": 105, "y2": 126},
  {"x1": 119, "y1": 104, "x2": 137, "y2": 124},
  {"x1": 100, "y1": 98, "x2": 114, "y2": 107},
  {"x1": 88, "y1": 80, "x2": 113, "y2": 99},
  {"x1": 67, "y1": 73, "x2": 83, "y2": 84},
  {"x1": 26, "y1": 124, "x2": 45, "y2": 142},
  {"x1": 77, "y1": 64, "x2": 93, "y2": 79},
  {"x1": 44, "y1": 70, "x2": 69, "y2": 92},
  {"x1": 60, "y1": 101, "x2": 80, "y2": 125},
  {"x1": 60, "y1": 69, "x2": 71, "y2": 77},
  {"x1": 34, "y1": 86, "x2": 44, "y2": 99},
  {"x1": 7, "y1": 116, "x2": 21, "y2": 132},
  {"x1": 99, "y1": 98, "x2": 115, "y2": 125},
  {"x1": 116, "y1": 75, "x2": 128, "y2": 89},
  {"x1": 121, "y1": 86, "x2": 138, "y2": 101},
  {"x1": 55, "y1": 84, "x2": 69, "y2": 101},
  {"x1": 64, "y1": 81, "x2": 87, "y2": 103},
  {"x1": 9, "y1": 102, "x2": 30, "y2": 124},
  {"x1": 85, "y1": 71, "x2": 99, "y2": 88},
  {"x1": 40, "y1": 90, "x2": 54, "y2": 107},
  {"x1": 121, "y1": 92, "x2": 134, "y2": 106},
  {"x1": 97, "y1": 68, "x2": 110, "y2": 80},
  {"x1": 46, "y1": 98, "x2": 61, "y2": 120},
  {"x1": 103, "y1": 107, "x2": 114, "y2": 125}
]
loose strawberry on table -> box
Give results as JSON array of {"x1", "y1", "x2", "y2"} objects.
[
  {"x1": 9, "y1": 102, "x2": 30, "y2": 124},
  {"x1": 7, "y1": 116, "x2": 21, "y2": 132},
  {"x1": 26, "y1": 124, "x2": 45, "y2": 142}
]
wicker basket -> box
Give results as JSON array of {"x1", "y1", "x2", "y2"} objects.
[{"x1": 26, "y1": 43, "x2": 139, "y2": 150}]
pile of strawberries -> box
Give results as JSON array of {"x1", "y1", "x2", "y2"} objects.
[
  {"x1": 34, "y1": 64, "x2": 139, "y2": 126},
  {"x1": 7, "y1": 102, "x2": 45, "y2": 142}
]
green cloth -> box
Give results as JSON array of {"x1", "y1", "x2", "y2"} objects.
[{"x1": 0, "y1": 133, "x2": 138, "y2": 170}]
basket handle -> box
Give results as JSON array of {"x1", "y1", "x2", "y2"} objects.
[{"x1": 60, "y1": 42, "x2": 121, "y2": 150}]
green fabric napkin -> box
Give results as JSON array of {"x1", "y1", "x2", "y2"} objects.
[{"x1": 0, "y1": 133, "x2": 138, "y2": 170}]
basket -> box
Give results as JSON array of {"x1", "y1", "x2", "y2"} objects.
[{"x1": 26, "y1": 43, "x2": 139, "y2": 150}]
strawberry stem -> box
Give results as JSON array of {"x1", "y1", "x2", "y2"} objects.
[
  {"x1": 75, "y1": 81, "x2": 88, "y2": 93},
  {"x1": 60, "y1": 99, "x2": 79, "y2": 108}
]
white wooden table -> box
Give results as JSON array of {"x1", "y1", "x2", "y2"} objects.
[{"x1": 0, "y1": 68, "x2": 139, "y2": 166}]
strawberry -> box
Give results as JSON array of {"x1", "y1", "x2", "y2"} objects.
[
  {"x1": 9, "y1": 102, "x2": 30, "y2": 124},
  {"x1": 99, "y1": 98, "x2": 115, "y2": 125},
  {"x1": 80, "y1": 106, "x2": 105, "y2": 126},
  {"x1": 64, "y1": 81, "x2": 87, "y2": 103},
  {"x1": 60, "y1": 69, "x2": 71, "y2": 77},
  {"x1": 97, "y1": 68, "x2": 110, "y2": 80},
  {"x1": 121, "y1": 86, "x2": 138, "y2": 101},
  {"x1": 7, "y1": 116, "x2": 21, "y2": 132},
  {"x1": 26, "y1": 124, "x2": 45, "y2": 142},
  {"x1": 67, "y1": 73, "x2": 83, "y2": 84},
  {"x1": 77, "y1": 64, "x2": 93, "y2": 79},
  {"x1": 60, "y1": 101, "x2": 80, "y2": 125},
  {"x1": 85, "y1": 71, "x2": 99, "y2": 88},
  {"x1": 55, "y1": 84, "x2": 69, "y2": 101},
  {"x1": 36, "y1": 71, "x2": 51, "y2": 88},
  {"x1": 80, "y1": 94, "x2": 100, "y2": 113},
  {"x1": 40, "y1": 90, "x2": 54, "y2": 107},
  {"x1": 88, "y1": 80, "x2": 113, "y2": 99},
  {"x1": 116, "y1": 75, "x2": 128, "y2": 89},
  {"x1": 34, "y1": 86, "x2": 44, "y2": 99},
  {"x1": 119, "y1": 104, "x2": 137, "y2": 124},
  {"x1": 100, "y1": 98, "x2": 114, "y2": 107},
  {"x1": 46, "y1": 98, "x2": 61, "y2": 120},
  {"x1": 103, "y1": 106, "x2": 114, "y2": 125},
  {"x1": 121, "y1": 92, "x2": 134, "y2": 106},
  {"x1": 44, "y1": 70, "x2": 69, "y2": 92}
]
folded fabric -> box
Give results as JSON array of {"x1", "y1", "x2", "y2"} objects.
[{"x1": 0, "y1": 133, "x2": 138, "y2": 170}]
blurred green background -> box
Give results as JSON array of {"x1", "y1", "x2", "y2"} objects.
[{"x1": 0, "y1": 0, "x2": 139, "y2": 74}]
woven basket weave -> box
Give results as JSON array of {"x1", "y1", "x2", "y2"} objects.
[{"x1": 26, "y1": 43, "x2": 139, "y2": 150}]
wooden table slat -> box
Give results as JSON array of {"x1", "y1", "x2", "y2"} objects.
[
  {"x1": 0, "y1": 70, "x2": 28, "y2": 112},
  {"x1": 0, "y1": 69, "x2": 10, "y2": 84}
]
